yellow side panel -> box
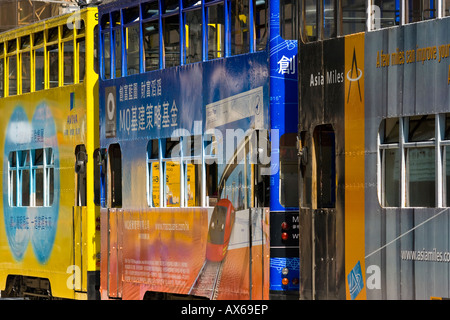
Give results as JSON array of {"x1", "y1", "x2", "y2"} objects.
[{"x1": 344, "y1": 33, "x2": 366, "y2": 300}]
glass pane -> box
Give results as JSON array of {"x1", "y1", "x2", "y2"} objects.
[
  {"x1": 323, "y1": 0, "x2": 336, "y2": 39},
  {"x1": 408, "y1": 115, "x2": 435, "y2": 142},
  {"x1": 48, "y1": 44, "x2": 59, "y2": 88},
  {"x1": 114, "y1": 28, "x2": 122, "y2": 77},
  {"x1": 303, "y1": 0, "x2": 317, "y2": 41},
  {"x1": 408, "y1": 147, "x2": 435, "y2": 207},
  {"x1": 383, "y1": 149, "x2": 399, "y2": 207},
  {"x1": 63, "y1": 42, "x2": 74, "y2": 85},
  {"x1": 342, "y1": 0, "x2": 366, "y2": 35},
  {"x1": 103, "y1": 32, "x2": 111, "y2": 79},
  {"x1": 35, "y1": 47, "x2": 45, "y2": 91},
  {"x1": 383, "y1": 118, "x2": 399, "y2": 143},
  {"x1": 142, "y1": 1, "x2": 159, "y2": 19},
  {"x1": 207, "y1": 4, "x2": 225, "y2": 59},
  {"x1": 164, "y1": 0, "x2": 179, "y2": 14},
  {"x1": 231, "y1": 0, "x2": 250, "y2": 55},
  {"x1": 35, "y1": 168, "x2": 44, "y2": 206},
  {"x1": 126, "y1": 24, "x2": 140, "y2": 75},
  {"x1": 373, "y1": 0, "x2": 399, "y2": 28},
  {"x1": 10, "y1": 170, "x2": 17, "y2": 206},
  {"x1": 9, "y1": 55, "x2": 17, "y2": 95},
  {"x1": 48, "y1": 167, "x2": 54, "y2": 206},
  {"x1": 184, "y1": 9, "x2": 202, "y2": 64},
  {"x1": 22, "y1": 51, "x2": 31, "y2": 93},
  {"x1": 281, "y1": 0, "x2": 298, "y2": 40},
  {"x1": 165, "y1": 161, "x2": 180, "y2": 207},
  {"x1": 22, "y1": 169, "x2": 30, "y2": 206},
  {"x1": 164, "y1": 15, "x2": 180, "y2": 68},
  {"x1": 143, "y1": 21, "x2": 159, "y2": 71}
]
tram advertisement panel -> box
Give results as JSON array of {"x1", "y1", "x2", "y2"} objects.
[
  {"x1": 100, "y1": 52, "x2": 270, "y2": 299},
  {"x1": 364, "y1": 18, "x2": 450, "y2": 300}
]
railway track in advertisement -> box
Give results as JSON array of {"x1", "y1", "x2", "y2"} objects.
[{"x1": 189, "y1": 261, "x2": 224, "y2": 300}]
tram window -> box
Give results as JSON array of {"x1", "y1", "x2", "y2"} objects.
[
  {"x1": 108, "y1": 143, "x2": 122, "y2": 208},
  {"x1": 75, "y1": 145, "x2": 87, "y2": 207},
  {"x1": 408, "y1": 115, "x2": 435, "y2": 142},
  {"x1": 408, "y1": 0, "x2": 436, "y2": 21},
  {"x1": 281, "y1": 0, "x2": 298, "y2": 40},
  {"x1": 8, "y1": 54, "x2": 17, "y2": 96},
  {"x1": 93, "y1": 149, "x2": 101, "y2": 206},
  {"x1": 382, "y1": 149, "x2": 400, "y2": 207},
  {"x1": 47, "y1": 27, "x2": 58, "y2": 43},
  {"x1": 34, "y1": 47, "x2": 45, "y2": 91},
  {"x1": 20, "y1": 151, "x2": 31, "y2": 207},
  {"x1": 21, "y1": 51, "x2": 31, "y2": 94},
  {"x1": 323, "y1": 0, "x2": 336, "y2": 39},
  {"x1": 47, "y1": 44, "x2": 59, "y2": 88},
  {"x1": 163, "y1": 15, "x2": 181, "y2": 68},
  {"x1": 63, "y1": 41, "x2": 74, "y2": 85},
  {"x1": 147, "y1": 140, "x2": 160, "y2": 207},
  {"x1": 231, "y1": 0, "x2": 250, "y2": 55},
  {"x1": 45, "y1": 148, "x2": 55, "y2": 206},
  {"x1": 446, "y1": 0, "x2": 450, "y2": 16},
  {"x1": 255, "y1": 0, "x2": 268, "y2": 51},
  {"x1": 163, "y1": 138, "x2": 181, "y2": 207},
  {"x1": 9, "y1": 152, "x2": 17, "y2": 206},
  {"x1": 164, "y1": 0, "x2": 180, "y2": 14},
  {"x1": 78, "y1": 38, "x2": 86, "y2": 82},
  {"x1": 299, "y1": 131, "x2": 312, "y2": 208},
  {"x1": 114, "y1": 28, "x2": 122, "y2": 78},
  {"x1": 207, "y1": 4, "x2": 225, "y2": 59},
  {"x1": 183, "y1": 135, "x2": 202, "y2": 207},
  {"x1": 302, "y1": 0, "x2": 317, "y2": 41},
  {"x1": 142, "y1": 1, "x2": 159, "y2": 19},
  {"x1": 342, "y1": 0, "x2": 365, "y2": 36},
  {"x1": 407, "y1": 147, "x2": 435, "y2": 207},
  {"x1": 126, "y1": 24, "x2": 141, "y2": 75},
  {"x1": 384, "y1": 118, "x2": 399, "y2": 143},
  {"x1": 372, "y1": 0, "x2": 399, "y2": 28},
  {"x1": 184, "y1": 9, "x2": 203, "y2": 64},
  {"x1": 102, "y1": 31, "x2": 111, "y2": 79},
  {"x1": 143, "y1": 21, "x2": 160, "y2": 71},
  {"x1": 280, "y1": 132, "x2": 299, "y2": 207},
  {"x1": 34, "y1": 149, "x2": 44, "y2": 207},
  {"x1": 123, "y1": 6, "x2": 140, "y2": 24}
]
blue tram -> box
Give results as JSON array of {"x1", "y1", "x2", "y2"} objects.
[{"x1": 97, "y1": 0, "x2": 299, "y2": 299}]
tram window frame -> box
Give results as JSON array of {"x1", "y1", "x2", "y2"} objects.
[
  {"x1": 8, "y1": 148, "x2": 54, "y2": 208},
  {"x1": 20, "y1": 36, "x2": 31, "y2": 94},
  {"x1": 7, "y1": 39, "x2": 17, "y2": 96},
  {"x1": 123, "y1": 6, "x2": 141, "y2": 76},
  {"x1": 0, "y1": 42, "x2": 4, "y2": 98},
  {"x1": 33, "y1": 31, "x2": 45, "y2": 91}
]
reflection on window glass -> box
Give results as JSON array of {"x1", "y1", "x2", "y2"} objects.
[
  {"x1": 8, "y1": 55, "x2": 17, "y2": 95},
  {"x1": 22, "y1": 51, "x2": 31, "y2": 93},
  {"x1": 143, "y1": 21, "x2": 159, "y2": 71},
  {"x1": 35, "y1": 47, "x2": 45, "y2": 91},
  {"x1": 126, "y1": 24, "x2": 140, "y2": 75},
  {"x1": 164, "y1": 15, "x2": 180, "y2": 68},
  {"x1": 184, "y1": 9, "x2": 202, "y2": 63},
  {"x1": 114, "y1": 28, "x2": 122, "y2": 77},
  {"x1": 207, "y1": 4, "x2": 225, "y2": 59},
  {"x1": 231, "y1": 0, "x2": 250, "y2": 55},
  {"x1": 408, "y1": 147, "x2": 435, "y2": 207},
  {"x1": 103, "y1": 32, "x2": 111, "y2": 79},
  {"x1": 63, "y1": 42, "x2": 74, "y2": 85},
  {"x1": 48, "y1": 44, "x2": 59, "y2": 88},
  {"x1": 383, "y1": 149, "x2": 399, "y2": 207}
]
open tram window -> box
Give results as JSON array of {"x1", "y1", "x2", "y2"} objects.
[
  {"x1": 147, "y1": 139, "x2": 161, "y2": 207},
  {"x1": 108, "y1": 144, "x2": 122, "y2": 208},
  {"x1": 255, "y1": 0, "x2": 268, "y2": 50},
  {"x1": 207, "y1": 3, "x2": 225, "y2": 59},
  {"x1": 231, "y1": 0, "x2": 250, "y2": 55}
]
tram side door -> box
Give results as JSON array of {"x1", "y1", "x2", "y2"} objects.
[
  {"x1": 74, "y1": 145, "x2": 88, "y2": 293},
  {"x1": 105, "y1": 144, "x2": 123, "y2": 299},
  {"x1": 299, "y1": 125, "x2": 338, "y2": 300}
]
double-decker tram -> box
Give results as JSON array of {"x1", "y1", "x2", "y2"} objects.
[
  {"x1": 0, "y1": 8, "x2": 100, "y2": 299},
  {"x1": 98, "y1": 0, "x2": 299, "y2": 299},
  {"x1": 298, "y1": 0, "x2": 450, "y2": 299}
]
